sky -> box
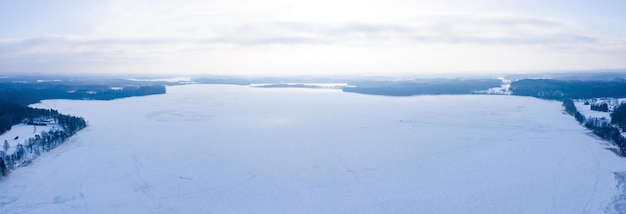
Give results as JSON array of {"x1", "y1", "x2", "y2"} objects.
[{"x1": 0, "y1": 0, "x2": 625, "y2": 76}]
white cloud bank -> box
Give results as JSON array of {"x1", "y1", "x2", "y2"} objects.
[{"x1": 1, "y1": 0, "x2": 625, "y2": 75}]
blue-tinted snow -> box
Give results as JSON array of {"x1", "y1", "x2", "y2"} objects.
[{"x1": 1, "y1": 84, "x2": 625, "y2": 213}]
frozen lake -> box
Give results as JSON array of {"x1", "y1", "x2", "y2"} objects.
[{"x1": 2, "y1": 84, "x2": 626, "y2": 213}]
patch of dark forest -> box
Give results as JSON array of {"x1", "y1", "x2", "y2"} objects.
[
  {"x1": 511, "y1": 79, "x2": 626, "y2": 99},
  {"x1": 0, "y1": 81, "x2": 167, "y2": 105},
  {"x1": 341, "y1": 79, "x2": 503, "y2": 96}
]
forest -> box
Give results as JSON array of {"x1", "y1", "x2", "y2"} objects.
[
  {"x1": 510, "y1": 79, "x2": 626, "y2": 99},
  {"x1": 0, "y1": 102, "x2": 61, "y2": 135},
  {"x1": 0, "y1": 83, "x2": 166, "y2": 105},
  {"x1": 342, "y1": 79, "x2": 502, "y2": 96}
]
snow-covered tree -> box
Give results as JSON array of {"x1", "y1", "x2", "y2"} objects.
[
  {"x1": 0, "y1": 151, "x2": 7, "y2": 176},
  {"x1": 3, "y1": 140, "x2": 8, "y2": 151},
  {"x1": 15, "y1": 144, "x2": 25, "y2": 161}
]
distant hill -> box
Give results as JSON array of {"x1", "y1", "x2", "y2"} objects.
[
  {"x1": 510, "y1": 79, "x2": 626, "y2": 99},
  {"x1": 0, "y1": 76, "x2": 168, "y2": 105},
  {"x1": 342, "y1": 79, "x2": 502, "y2": 96}
]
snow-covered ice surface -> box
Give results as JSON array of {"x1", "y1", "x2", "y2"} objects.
[{"x1": 2, "y1": 84, "x2": 626, "y2": 213}]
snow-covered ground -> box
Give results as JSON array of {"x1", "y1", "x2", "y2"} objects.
[
  {"x1": 1, "y1": 123, "x2": 57, "y2": 154},
  {"x1": 574, "y1": 98, "x2": 626, "y2": 122},
  {"x1": 575, "y1": 101, "x2": 612, "y2": 120},
  {"x1": 1, "y1": 84, "x2": 626, "y2": 213}
]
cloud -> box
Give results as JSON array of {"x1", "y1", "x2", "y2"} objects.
[
  {"x1": 0, "y1": 13, "x2": 610, "y2": 54},
  {"x1": 1, "y1": 10, "x2": 625, "y2": 75}
]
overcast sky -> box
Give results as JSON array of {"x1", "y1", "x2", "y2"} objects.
[{"x1": 1, "y1": 0, "x2": 625, "y2": 76}]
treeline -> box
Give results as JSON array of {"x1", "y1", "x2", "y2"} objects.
[
  {"x1": 591, "y1": 103, "x2": 609, "y2": 112},
  {"x1": 613, "y1": 104, "x2": 626, "y2": 131},
  {"x1": 193, "y1": 77, "x2": 344, "y2": 86},
  {"x1": 563, "y1": 99, "x2": 586, "y2": 123},
  {"x1": 0, "y1": 102, "x2": 62, "y2": 135},
  {"x1": 0, "y1": 112, "x2": 86, "y2": 176},
  {"x1": 342, "y1": 79, "x2": 502, "y2": 96},
  {"x1": 563, "y1": 99, "x2": 626, "y2": 155},
  {"x1": 254, "y1": 84, "x2": 323, "y2": 89},
  {"x1": 0, "y1": 83, "x2": 166, "y2": 105},
  {"x1": 511, "y1": 79, "x2": 626, "y2": 99}
]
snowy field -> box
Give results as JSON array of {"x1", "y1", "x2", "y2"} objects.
[
  {"x1": 575, "y1": 101, "x2": 612, "y2": 121},
  {"x1": 1, "y1": 84, "x2": 626, "y2": 213},
  {"x1": 1, "y1": 124, "x2": 57, "y2": 154},
  {"x1": 574, "y1": 98, "x2": 626, "y2": 123}
]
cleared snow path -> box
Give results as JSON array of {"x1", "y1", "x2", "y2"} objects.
[{"x1": 1, "y1": 84, "x2": 626, "y2": 213}]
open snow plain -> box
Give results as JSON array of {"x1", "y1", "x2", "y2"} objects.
[{"x1": 2, "y1": 84, "x2": 626, "y2": 213}]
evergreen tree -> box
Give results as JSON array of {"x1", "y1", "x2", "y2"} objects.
[
  {"x1": 0, "y1": 151, "x2": 7, "y2": 176},
  {"x1": 3, "y1": 139, "x2": 8, "y2": 151},
  {"x1": 612, "y1": 103, "x2": 626, "y2": 131},
  {"x1": 15, "y1": 144, "x2": 25, "y2": 161},
  {"x1": 591, "y1": 103, "x2": 609, "y2": 112}
]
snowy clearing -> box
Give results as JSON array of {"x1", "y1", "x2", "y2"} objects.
[
  {"x1": 575, "y1": 100, "x2": 612, "y2": 121},
  {"x1": 1, "y1": 123, "x2": 58, "y2": 154},
  {"x1": 1, "y1": 84, "x2": 626, "y2": 213}
]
